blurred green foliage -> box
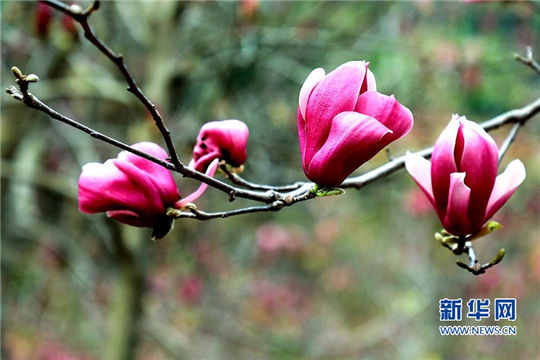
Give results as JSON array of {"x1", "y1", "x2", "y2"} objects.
[{"x1": 1, "y1": 1, "x2": 539, "y2": 359}]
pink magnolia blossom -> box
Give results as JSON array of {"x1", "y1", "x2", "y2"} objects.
[
  {"x1": 79, "y1": 142, "x2": 217, "y2": 233},
  {"x1": 405, "y1": 115, "x2": 526, "y2": 237},
  {"x1": 298, "y1": 61, "x2": 414, "y2": 186},
  {"x1": 191, "y1": 119, "x2": 249, "y2": 172}
]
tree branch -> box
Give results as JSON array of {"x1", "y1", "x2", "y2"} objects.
[
  {"x1": 514, "y1": 46, "x2": 540, "y2": 74},
  {"x1": 5, "y1": 82, "x2": 278, "y2": 204},
  {"x1": 218, "y1": 163, "x2": 304, "y2": 192},
  {"x1": 5, "y1": 71, "x2": 540, "y2": 220},
  {"x1": 42, "y1": 0, "x2": 183, "y2": 171},
  {"x1": 7, "y1": 3, "x2": 540, "y2": 222}
]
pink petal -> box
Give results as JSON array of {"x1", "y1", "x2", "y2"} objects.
[
  {"x1": 298, "y1": 67, "x2": 325, "y2": 119},
  {"x1": 119, "y1": 142, "x2": 180, "y2": 205},
  {"x1": 303, "y1": 61, "x2": 368, "y2": 166},
  {"x1": 192, "y1": 120, "x2": 249, "y2": 171},
  {"x1": 483, "y1": 159, "x2": 526, "y2": 222},
  {"x1": 106, "y1": 210, "x2": 153, "y2": 227},
  {"x1": 175, "y1": 158, "x2": 220, "y2": 208},
  {"x1": 457, "y1": 117, "x2": 499, "y2": 229},
  {"x1": 431, "y1": 115, "x2": 460, "y2": 216},
  {"x1": 78, "y1": 160, "x2": 148, "y2": 214},
  {"x1": 113, "y1": 160, "x2": 164, "y2": 214},
  {"x1": 443, "y1": 172, "x2": 472, "y2": 236},
  {"x1": 404, "y1": 153, "x2": 436, "y2": 209},
  {"x1": 361, "y1": 67, "x2": 377, "y2": 93},
  {"x1": 191, "y1": 150, "x2": 221, "y2": 172},
  {"x1": 305, "y1": 111, "x2": 391, "y2": 185},
  {"x1": 297, "y1": 109, "x2": 307, "y2": 169},
  {"x1": 354, "y1": 91, "x2": 413, "y2": 143}
]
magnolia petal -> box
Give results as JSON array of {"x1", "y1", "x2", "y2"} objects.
[
  {"x1": 431, "y1": 115, "x2": 460, "y2": 215},
  {"x1": 458, "y1": 117, "x2": 499, "y2": 229},
  {"x1": 299, "y1": 67, "x2": 325, "y2": 120},
  {"x1": 118, "y1": 142, "x2": 180, "y2": 205},
  {"x1": 106, "y1": 210, "x2": 153, "y2": 227},
  {"x1": 404, "y1": 153, "x2": 436, "y2": 209},
  {"x1": 354, "y1": 91, "x2": 413, "y2": 143},
  {"x1": 78, "y1": 160, "x2": 148, "y2": 214},
  {"x1": 193, "y1": 120, "x2": 249, "y2": 170},
  {"x1": 191, "y1": 150, "x2": 221, "y2": 172},
  {"x1": 175, "y1": 158, "x2": 220, "y2": 208},
  {"x1": 113, "y1": 160, "x2": 165, "y2": 215},
  {"x1": 483, "y1": 159, "x2": 526, "y2": 222},
  {"x1": 361, "y1": 66, "x2": 377, "y2": 94},
  {"x1": 297, "y1": 109, "x2": 307, "y2": 169},
  {"x1": 443, "y1": 172, "x2": 472, "y2": 236},
  {"x1": 303, "y1": 61, "x2": 368, "y2": 165},
  {"x1": 306, "y1": 111, "x2": 391, "y2": 186}
]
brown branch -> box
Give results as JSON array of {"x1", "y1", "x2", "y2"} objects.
[
  {"x1": 514, "y1": 46, "x2": 540, "y2": 74},
  {"x1": 342, "y1": 96, "x2": 540, "y2": 190},
  {"x1": 5, "y1": 81, "x2": 278, "y2": 204},
  {"x1": 6, "y1": 70, "x2": 540, "y2": 220},
  {"x1": 42, "y1": 0, "x2": 183, "y2": 171},
  {"x1": 218, "y1": 163, "x2": 304, "y2": 192},
  {"x1": 498, "y1": 122, "x2": 522, "y2": 163}
]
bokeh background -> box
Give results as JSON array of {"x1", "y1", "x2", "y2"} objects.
[{"x1": 2, "y1": 1, "x2": 539, "y2": 359}]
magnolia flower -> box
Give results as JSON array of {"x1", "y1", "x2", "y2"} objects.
[
  {"x1": 405, "y1": 115, "x2": 526, "y2": 237},
  {"x1": 191, "y1": 120, "x2": 249, "y2": 172},
  {"x1": 79, "y1": 142, "x2": 218, "y2": 237},
  {"x1": 298, "y1": 61, "x2": 413, "y2": 186}
]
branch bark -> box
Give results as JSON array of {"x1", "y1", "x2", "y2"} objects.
[
  {"x1": 5, "y1": 1, "x2": 540, "y2": 221},
  {"x1": 42, "y1": 0, "x2": 183, "y2": 171}
]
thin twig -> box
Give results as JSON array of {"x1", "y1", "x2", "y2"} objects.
[
  {"x1": 219, "y1": 163, "x2": 304, "y2": 192},
  {"x1": 342, "y1": 97, "x2": 540, "y2": 189},
  {"x1": 514, "y1": 46, "x2": 540, "y2": 74},
  {"x1": 498, "y1": 122, "x2": 522, "y2": 163},
  {"x1": 43, "y1": 0, "x2": 183, "y2": 170},
  {"x1": 5, "y1": 85, "x2": 278, "y2": 204},
  {"x1": 5, "y1": 75, "x2": 540, "y2": 219}
]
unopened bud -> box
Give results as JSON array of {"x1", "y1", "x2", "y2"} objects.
[
  {"x1": 26, "y1": 74, "x2": 40, "y2": 83},
  {"x1": 69, "y1": 4, "x2": 83, "y2": 14},
  {"x1": 11, "y1": 66, "x2": 23, "y2": 79}
]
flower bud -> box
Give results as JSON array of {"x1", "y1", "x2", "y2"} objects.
[
  {"x1": 78, "y1": 142, "x2": 218, "y2": 235},
  {"x1": 191, "y1": 119, "x2": 249, "y2": 172}
]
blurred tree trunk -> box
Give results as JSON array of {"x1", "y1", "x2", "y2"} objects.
[{"x1": 105, "y1": 225, "x2": 146, "y2": 360}]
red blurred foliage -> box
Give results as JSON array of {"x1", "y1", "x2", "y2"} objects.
[
  {"x1": 178, "y1": 275, "x2": 204, "y2": 305},
  {"x1": 239, "y1": 0, "x2": 259, "y2": 21},
  {"x1": 249, "y1": 279, "x2": 311, "y2": 323},
  {"x1": 466, "y1": 265, "x2": 502, "y2": 297},
  {"x1": 35, "y1": 1, "x2": 53, "y2": 37},
  {"x1": 256, "y1": 222, "x2": 306, "y2": 263},
  {"x1": 61, "y1": 14, "x2": 78, "y2": 38},
  {"x1": 402, "y1": 188, "x2": 432, "y2": 218},
  {"x1": 460, "y1": 65, "x2": 483, "y2": 90},
  {"x1": 146, "y1": 267, "x2": 173, "y2": 296},
  {"x1": 529, "y1": 239, "x2": 540, "y2": 281},
  {"x1": 195, "y1": 240, "x2": 231, "y2": 277},
  {"x1": 38, "y1": 340, "x2": 93, "y2": 360}
]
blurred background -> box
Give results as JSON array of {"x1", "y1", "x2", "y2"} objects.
[{"x1": 2, "y1": 1, "x2": 539, "y2": 359}]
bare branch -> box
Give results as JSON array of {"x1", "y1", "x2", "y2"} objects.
[
  {"x1": 218, "y1": 163, "x2": 304, "y2": 192},
  {"x1": 514, "y1": 46, "x2": 540, "y2": 74},
  {"x1": 342, "y1": 96, "x2": 540, "y2": 190},
  {"x1": 4, "y1": 80, "x2": 278, "y2": 204},
  {"x1": 5, "y1": 66, "x2": 540, "y2": 220},
  {"x1": 42, "y1": 0, "x2": 183, "y2": 171},
  {"x1": 498, "y1": 122, "x2": 522, "y2": 163}
]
